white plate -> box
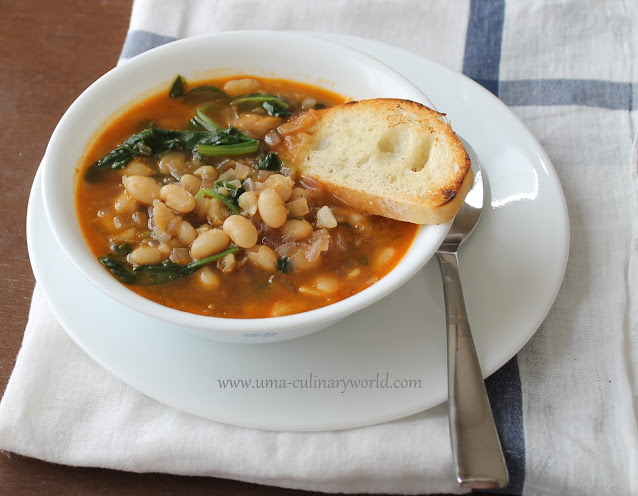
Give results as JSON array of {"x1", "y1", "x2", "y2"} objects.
[{"x1": 26, "y1": 35, "x2": 569, "y2": 432}]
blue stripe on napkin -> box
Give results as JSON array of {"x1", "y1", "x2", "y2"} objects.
[
  {"x1": 500, "y1": 79, "x2": 636, "y2": 110},
  {"x1": 484, "y1": 357, "x2": 526, "y2": 494},
  {"x1": 463, "y1": 0, "x2": 505, "y2": 96},
  {"x1": 463, "y1": 1, "x2": 526, "y2": 494},
  {"x1": 120, "y1": 30, "x2": 176, "y2": 60}
]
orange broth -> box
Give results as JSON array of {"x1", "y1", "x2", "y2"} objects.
[{"x1": 76, "y1": 76, "x2": 418, "y2": 318}]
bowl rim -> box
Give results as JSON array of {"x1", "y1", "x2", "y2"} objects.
[{"x1": 41, "y1": 30, "x2": 450, "y2": 337}]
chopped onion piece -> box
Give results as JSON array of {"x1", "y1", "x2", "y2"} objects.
[
  {"x1": 276, "y1": 241, "x2": 297, "y2": 257},
  {"x1": 277, "y1": 110, "x2": 317, "y2": 135},
  {"x1": 264, "y1": 130, "x2": 281, "y2": 147},
  {"x1": 306, "y1": 229, "x2": 330, "y2": 262}
]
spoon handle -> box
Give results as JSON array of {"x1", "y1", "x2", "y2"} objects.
[{"x1": 436, "y1": 250, "x2": 509, "y2": 489}]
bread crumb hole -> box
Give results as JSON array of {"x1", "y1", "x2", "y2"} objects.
[
  {"x1": 355, "y1": 155, "x2": 370, "y2": 168},
  {"x1": 377, "y1": 128, "x2": 406, "y2": 155},
  {"x1": 411, "y1": 135, "x2": 434, "y2": 172}
]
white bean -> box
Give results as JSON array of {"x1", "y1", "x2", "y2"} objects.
[
  {"x1": 270, "y1": 301, "x2": 296, "y2": 317},
  {"x1": 178, "y1": 174, "x2": 202, "y2": 195},
  {"x1": 290, "y1": 187, "x2": 311, "y2": 201},
  {"x1": 122, "y1": 175, "x2": 161, "y2": 205},
  {"x1": 347, "y1": 267, "x2": 362, "y2": 279},
  {"x1": 238, "y1": 191, "x2": 258, "y2": 216},
  {"x1": 160, "y1": 184, "x2": 196, "y2": 213},
  {"x1": 207, "y1": 197, "x2": 230, "y2": 226},
  {"x1": 264, "y1": 174, "x2": 294, "y2": 202},
  {"x1": 190, "y1": 229, "x2": 231, "y2": 259},
  {"x1": 177, "y1": 220, "x2": 197, "y2": 246},
  {"x1": 198, "y1": 266, "x2": 221, "y2": 289},
  {"x1": 347, "y1": 210, "x2": 370, "y2": 231},
  {"x1": 158, "y1": 151, "x2": 186, "y2": 177},
  {"x1": 123, "y1": 160, "x2": 153, "y2": 176},
  {"x1": 289, "y1": 249, "x2": 320, "y2": 272},
  {"x1": 234, "y1": 114, "x2": 283, "y2": 138},
  {"x1": 158, "y1": 242, "x2": 172, "y2": 255},
  {"x1": 113, "y1": 191, "x2": 137, "y2": 214},
  {"x1": 193, "y1": 197, "x2": 210, "y2": 217},
  {"x1": 233, "y1": 163, "x2": 251, "y2": 180},
  {"x1": 152, "y1": 199, "x2": 179, "y2": 235},
  {"x1": 246, "y1": 245, "x2": 278, "y2": 271},
  {"x1": 373, "y1": 246, "x2": 396, "y2": 271},
  {"x1": 223, "y1": 78, "x2": 260, "y2": 96},
  {"x1": 258, "y1": 188, "x2": 288, "y2": 228},
  {"x1": 128, "y1": 246, "x2": 164, "y2": 265},
  {"x1": 281, "y1": 219, "x2": 313, "y2": 241},
  {"x1": 298, "y1": 274, "x2": 340, "y2": 296},
  {"x1": 109, "y1": 228, "x2": 135, "y2": 244},
  {"x1": 193, "y1": 165, "x2": 219, "y2": 181},
  {"x1": 223, "y1": 215, "x2": 258, "y2": 248},
  {"x1": 217, "y1": 252, "x2": 236, "y2": 273}
]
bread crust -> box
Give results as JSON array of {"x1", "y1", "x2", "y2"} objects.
[{"x1": 275, "y1": 99, "x2": 472, "y2": 224}]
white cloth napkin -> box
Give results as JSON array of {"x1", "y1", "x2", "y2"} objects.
[{"x1": 1, "y1": 1, "x2": 638, "y2": 495}]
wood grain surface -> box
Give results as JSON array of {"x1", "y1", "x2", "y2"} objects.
[{"x1": 0, "y1": 2, "x2": 499, "y2": 495}]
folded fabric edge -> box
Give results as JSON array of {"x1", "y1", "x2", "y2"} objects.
[{"x1": 119, "y1": 30, "x2": 177, "y2": 61}]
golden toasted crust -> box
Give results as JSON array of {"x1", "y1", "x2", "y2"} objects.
[{"x1": 275, "y1": 98, "x2": 472, "y2": 224}]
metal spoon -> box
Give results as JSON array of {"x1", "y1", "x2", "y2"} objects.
[{"x1": 435, "y1": 139, "x2": 509, "y2": 489}]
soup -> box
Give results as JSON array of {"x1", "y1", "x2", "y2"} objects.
[{"x1": 76, "y1": 76, "x2": 419, "y2": 318}]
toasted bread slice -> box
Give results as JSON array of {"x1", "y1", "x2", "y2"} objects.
[{"x1": 275, "y1": 98, "x2": 473, "y2": 224}]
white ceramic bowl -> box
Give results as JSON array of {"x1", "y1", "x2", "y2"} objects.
[{"x1": 42, "y1": 31, "x2": 451, "y2": 343}]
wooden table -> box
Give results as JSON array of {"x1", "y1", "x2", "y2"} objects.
[{"x1": 0, "y1": 2, "x2": 500, "y2": 494}]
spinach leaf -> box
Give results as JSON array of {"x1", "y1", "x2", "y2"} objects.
[
  {"x1": 195, "y1": 178, "x2": 245, "y2": 214},
  {"x1": 112, "y1": 242, "x2": 133, "y2": 257},
  {"x1": 262, "y1": 100, "x2": 290, "y2": 117},
  {"x1": 192, "y1": 104, "x2": 223, "y2": 131},
  {"x1": 89, "y1": 127, "x2": 257, "y2": 172},
  {"x1": 231, "y1": 94, "x2": 291, "y2": 117},
  {"x1": 196, "y1": 141, "x2": 259, "y2": 157},
  {"x1": 169, "y1": 75, "x2": 186, "y2": 98},
  {"x1": 99, "y1": 246, "x2": 239, "y2": 286},
  {"x1": 257, "y1": 152, "x2": 280, "y2": 171},
  {"x1": 275, "y1": 257, "x2": 294, "y2": 274},
  {"x1": 214, "y1": 178, "x2": 244, "y2": 201},
  {"x1": 196, "y1": 127, "x2": 259, "y2": 156},
  {"x1": 170, "y1": 74, "x2": 226, "y2": 102},
  {"x1": 184, "y1": 85, "x2": 227, "y2": 104},
  {"x1": 189, "y1": 117, "x2": 205, "y2": 131}
]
